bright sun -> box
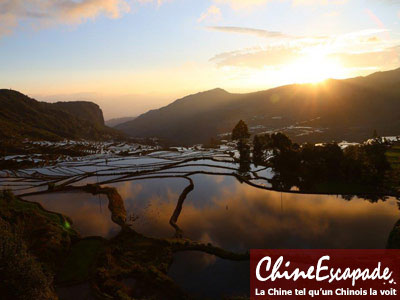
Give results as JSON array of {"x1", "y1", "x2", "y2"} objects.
[
  {"x1": 286, "y1": 51, "x2": 348, "y2": 84},
  {"x1": 290, "y1": 58, "x2": 346, "y2": 83},
  {"x1": 235, "y1": 48, "x2": 349, "y2": 90}
]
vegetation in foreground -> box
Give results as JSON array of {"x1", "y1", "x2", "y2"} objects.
[
  {"x1": 0, "y1": 190, "x2": 77, "y2": 300},
  {"x1": 0, "y1": 187, "x2": 249, "y2": 300},
  {"x1": 0, "y1": 216, "x2": 57, "y2": 300}
]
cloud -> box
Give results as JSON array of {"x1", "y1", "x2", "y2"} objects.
[
  {"x1": 207, "y1": 25, "x2": 332, "y2": 44},
  {"x1": 0, "y1": 0, "x2": 130, "y2": 37},
  {"x1": 208, "y1": 26, "x2": 287, "y2": 38},
  {"x1": 210, "y1": 46, "x2": 300, "y2": 68},
  {"x1": 213, "y1": 0, "x2": 348, "y2": 10},
  {"x1": 367, "y1": 36, "x2": 380, "y2": 42},
  {"x1": 329, "y1": 47, "x2": 400, "y2": 69},
  {"x1": 379, "y1": 0, "x2": 400, "y2": 4},
  {"x1": 209, "y1": 26, "x2": 400, "y2": 72},
  {"x1": 213, "y1": 0, "x2": 270, "y2": 10},
  {"x1": 136, "y1": 0, "x2": 171, "y2": 7},
  {"x1": 208, "y1": 26, "x2": 389, "y2": 43},
  {"x1": 292, "y1": 0, "x2": 348, "y2": 5},
  {"x1": 198, "y1": 5, "x2": 222, "y2": 23},
  {"x1": 323, "y1": 10, "x2": 340, "y2": 17}
]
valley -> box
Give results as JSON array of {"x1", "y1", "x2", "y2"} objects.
[{"x1": 1, "y1": 135, "x2": 400, "y2": 299}]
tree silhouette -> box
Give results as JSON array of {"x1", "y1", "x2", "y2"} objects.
[
  {"x1": 238, "y1": 139, "x2": 250, "y2": 162},
  {"x1": 237, "y1": 139, "x2": 251, "y2": 177},
  {"x1": 270, "y1": 132, "x2": 292, "y2": 152},
  {"x1": 253, "y1": 135, "x2": 264, "y2": 166},
  {"x1": 265, "y1": 132, "x2": 392, "y2": 193},
  {"x1": 232, "y1": 120, "x2": 250, "y2": 140}
]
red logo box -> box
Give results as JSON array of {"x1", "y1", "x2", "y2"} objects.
[{"x1": 251, "y1": 250, "x2": 400, "y2": 299}]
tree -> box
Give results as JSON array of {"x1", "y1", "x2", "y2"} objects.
[
  {"x1": 253, "y1": 135, "x2": 264, "y2": 166},
  {"x1": 270, "y1": 132, "x2": 292, "y2": 152},
  {"x1": 232, "y1": 120, "x2": 250, "y2": 140},
  {"x1": 237, "y1": 139, "x2": 251, "y2": 176},
  {"x1": 238, "y1": 139, "x2": 250, "y2": 163}
]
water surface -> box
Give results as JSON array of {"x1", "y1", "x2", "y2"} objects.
[
  {"x1": 15, "y1": 156, "x2": 400, "y2": 299},
  {"x1": 24, "y1": 192, "x2": 120, "y2": 238}
]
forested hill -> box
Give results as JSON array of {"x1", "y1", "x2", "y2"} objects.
[
  {"x1": 0, "y1": 89, "x2": 121, "y2": 140},
  {"x1": 117, "y1": 68, "x2": 400, "y2": 145}
]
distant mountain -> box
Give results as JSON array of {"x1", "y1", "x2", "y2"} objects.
[
  {"x1": 106, "y1": 116, "x2": 136, "y2": 128},
  {"x1": 0, "y1": 89, "x2": 122, "y2": 140},
  {"x1": 116, "y1": 88, "x2": 240, "y2": 145},
  {"x1": 52, "y1": 101, "x2": 105, "y2": 126},
  {"x1": 117, "y1": 68, "x2": 400, "y2": 145}
]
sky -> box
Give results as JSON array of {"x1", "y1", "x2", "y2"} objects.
[{"x1": 1, "y1": 0, "x2": 400, "y2": 119}]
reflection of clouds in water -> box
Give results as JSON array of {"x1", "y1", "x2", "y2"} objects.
[
  {"x1": 24, "y1": 193, "x2": 119, "y2": 238},
  {"x1": 195, "y1": 251, "x2": 217, "y2": 269},
  {"x1": 190, "y1": 183, "x2": 399, "y2": 250},
  {"x1": 42, "y1": 174, "x2": 399, "y2": 249},
  {"x1": 169, "y1": 179, "x2": 400, "y2": 298},
  {"x1": 166, "y1": 187, "x2": 180, "y2": 203},
  {"x1": 118, "y1": 181, "x2": 143, "y2": 200},
  {"x1": 213, "y1": 176, "x2": 225, "y2": 184},
  {"x1": 189, "y1": 174, "x2": 235, "y2": 208},
  {"x1": 133, "y1": 188, "x2": 183, "y2": 238},
  {"x1": 111, "y1": 178, "x2": 188, "y2": 238},
  {"x1": 198, "y1": 232, "x2": 215, "y2": 245},
  {"x1": 130, "y1": 175, "x2": 399, "y2": 250}
]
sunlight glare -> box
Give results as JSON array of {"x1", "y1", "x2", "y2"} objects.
[
  {"x1": 241, "y1": 49, "x2": 349, "y2": 90},
  {"x1": 285, "y1": 52, "x2": 348, "y2": 84}
]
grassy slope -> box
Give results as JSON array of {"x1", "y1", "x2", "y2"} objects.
[
  {"x1": 0, "y1": 89, "x2": 122, "y2": 141},
  {"x1": 0, "y1": 191, "x2": 110, "y2": 296},
  {"x1": 0, "y1": 191, "x2": 79, "y2": 299}
]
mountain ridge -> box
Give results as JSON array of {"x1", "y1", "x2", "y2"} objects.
[
  {"x1": 106, "y1": 116, "x2": 137, "y2": 128},
  {"x1": 117, "y1": 67, "x2": 400, "y2": 145},
  {"x1": 0, "y1": 89, "x2": 121, "y2": 141}
]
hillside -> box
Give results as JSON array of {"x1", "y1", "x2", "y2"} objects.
[
  {"x1": 116, "y1": 88, "x2": 241, "y2": 145},
  {"x1": 117, "y1": 68, "x2": 400, "y2": 145},
  {"x1": 0, "y1": 89, "x2": 121, "y2": 140},
  {"x1": 106, "y1": 116, "x2": 136, "y2": 128},
  {"x1": 52, "y1": 101, "x2": 105, "y2": 126}
]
